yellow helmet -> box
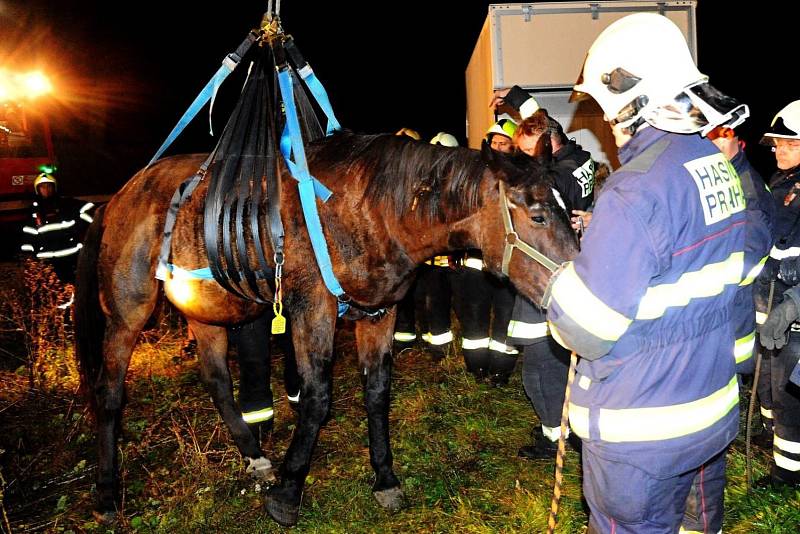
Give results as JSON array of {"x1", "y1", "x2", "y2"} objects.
[
  {"x1": 486, "y1": 118, "x2": 518, "y2": 141},
  {"x1": 34, "y1": 172, "x2": 57, "y2": 191},
  {"x1": 395, "y1": 127, "x2": 421, "y2": 140}
]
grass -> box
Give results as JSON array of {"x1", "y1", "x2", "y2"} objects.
[{"x1": 1, "y1": 274, "x2": 800, "y2": 532}]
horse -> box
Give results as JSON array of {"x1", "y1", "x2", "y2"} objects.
[{"x1": 74, "y1": 130, "x2": 579, "y2": 526}]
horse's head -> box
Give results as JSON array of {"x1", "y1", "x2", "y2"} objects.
[{"x1": 476, "y1": 142, "x2": 579, "y2": 306}]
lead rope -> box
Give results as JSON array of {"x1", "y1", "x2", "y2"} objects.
[
  {"x1": 546, "y1": 350, "x2": 578, "y2": 534},
  {"x1": 746, "y1": 280, "x2": 775, "y2": 491}
]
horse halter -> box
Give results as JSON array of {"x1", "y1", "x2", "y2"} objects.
[{"x1": 498, "y1": 181, "x2": 561, "y2": 277}]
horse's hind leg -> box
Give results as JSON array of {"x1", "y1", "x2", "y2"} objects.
[
  {"x1": 265, "y1": 299, "x2": 336, "y2": 527},
  {"x1": 355, "y1": 308, "x2": 404, "y2": 512},
  {"x1": 91, "y1": 321, "x2": 140, "y2": 522},
  {"x1": 189, "y1": 320, "x2": 276, "y2": 483}
]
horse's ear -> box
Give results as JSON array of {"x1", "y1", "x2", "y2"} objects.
[{"x1": 480, "y1": 140, "x2": 499, "y2": 169}]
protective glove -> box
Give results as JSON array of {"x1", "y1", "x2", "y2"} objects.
[
  {"x1": 759, "y1": 295, "x2": 800, "y2": 350},
  {"x1": 757, "y1": 259, "x2": 779, "y2": 285},
  {"x1": 779, "y1": 257, "x2": 800, "y2": 286}
]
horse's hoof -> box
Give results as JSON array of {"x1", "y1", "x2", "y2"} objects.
[
  {"x1": 264, "y1": 493, "x2": 300, "y2": 527},
  {"x1": 245, "y1": 456, "x2": 276, "y2": 484},
  {"x1": 92, "y1": 509, "x2": 118, "y2": 525},
  {"x1": 373, "y1": 486, "x2": 405, "y2": 512}
]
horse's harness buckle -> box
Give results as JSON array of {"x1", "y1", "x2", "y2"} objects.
[{"x1": 505, "y1": 231, "x2": 518, "y2": 245}]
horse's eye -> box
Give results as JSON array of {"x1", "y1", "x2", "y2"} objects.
[{"x1": 532, "y1": 215, "x2": 547, "y2": 225}]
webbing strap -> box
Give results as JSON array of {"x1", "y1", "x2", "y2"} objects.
[
  {"x1": 284, "y1": 37, "x2": 341, "y2": 135},
  {"x1": 155, "y1": 169, "x2": 208, "y2": 281},
  {"x1": 277, "y1": 68, "x2": 344, "y2": 298},
  {"x1": 147, "y1": 31, "x2": 260, "y2": 166}
]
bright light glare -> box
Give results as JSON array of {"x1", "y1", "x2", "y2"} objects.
[{"x1": 0, "y1": 69, "x2": 53, "y2": 101}]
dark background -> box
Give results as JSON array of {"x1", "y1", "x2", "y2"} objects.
[{"x1": 1, "y1": 1, "x2": 793, "y2": 196}]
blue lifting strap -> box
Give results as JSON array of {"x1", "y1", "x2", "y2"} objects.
[
  {"x1": 147, "y1": 31, "x2": 260, "y2": 167},
  {"x1": 296, "y1": 65, "x2": 340, "y2": 136},
  {"x1": 277, "y1": 68, "x2": 345, "y2": 300}
]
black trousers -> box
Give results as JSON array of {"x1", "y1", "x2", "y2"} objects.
[
  {"x1": 394, "y1": 265, "x2": 453, "y2": 347},
  {"x1": 451, "y1": 266, "x2": 516, "y2": 377},
  {"x1": 771, "y1": 331, "x2": 800, "y2": 482},
  {"x1": 229, "y1": 315, "x2": 273, "y2": 423},
  {"x1": 521, "y1": 337, "x2": 571, "y2": 429}
]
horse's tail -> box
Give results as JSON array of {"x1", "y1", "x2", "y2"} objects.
[{"x1": 74, "y1": 204, "x2": 107, "y2": 413}]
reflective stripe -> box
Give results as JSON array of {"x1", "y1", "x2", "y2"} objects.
[
  {"x1": 23, "y1": 226, "x2": 38, "y2": 235},
  {"x1": 393, "y1": 332, "x2": 417, "y2": 342},
  {"x1": 422, "y1": 331, "x2": 453, "y2": 346},
  {"x1": 568, "y1": 402, "x2": 590, "y2": 438},
  {"x1": 507, "y1": 320, "x2": 548, "y2": 339},
  {"x1": 570, "y1": 376, "x2": 738, "y2": 442},
  {"x1": 740, "y1": 256, "x2": 768, "y2": 286},
  {"x1": 578, "y1": 375, "x2": 591, "y2": 390},
  {"x1": 761, "y1": 406, "x2": 773, "y2": 419},
  {"x1": 549, "y1": 322, "x2": 570, "y2": 351},
  {"x1": 756, "y1": 311, "x2": 768, "y2": 325},
  {"x1": 519, "y1": 97, "x2": 540, "y2": 120},
  {"x1": 462, "y1": 337, "x2": 490, "y2": 350},
  {"x1": 463, "y1": 257, "x2": 484, "y2": 270},
  {"x1": 79, "y1": 202, "x2": 95, "y2": 213},
  {"x1": 770, "y1": 246, "x2": 800, "y2": 260},
  {"x1": 287, "y1": 392, "x2": 300, "y2": 403},
  {"x1": 542, "y1": 424, "x2": 566, "y2": 441},
  {"x1": 774, "y1": 434, "x2": 800, "y2": 455},
  {"x1": 37, "y1": 219, "x2": 76, "y2": 233},
  {"x1": 425, "y1": 255, "x2": 450, "y2": 267},
  {"x1": 242, "y1": 407, "x2": 274, "y2": 424},
  {"x1": 37, "y1": 243, "x2": 82, "y2": 258},
  {"x1": 636, "y1": 252, "x2": 744, "y2": 320},
  {"x1": 551, "y1": 263, "x2": 632, "y2": 341},
  {"x1": 734, "y1": 331, "x2": 755, "y2": 364},
  {"x1": 20, "y1": 244, "x2": 34, "y2": 252},
  {"x1": 679, "y1": 529, "x2": 720, "y2": 534},
  {"x1": 80, "y1": 212, "x2": 93, "y2": 223},
  {"x1": 774, "y1": 451, "x2": 800, "y2": 472},
  {"x1": 488, "y1": 339, "x2": 518, "y2": 355}
]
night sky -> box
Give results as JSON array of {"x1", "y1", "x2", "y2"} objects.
[{"x1": 1, "y1": 1, "x2": 794, "y2": 195}]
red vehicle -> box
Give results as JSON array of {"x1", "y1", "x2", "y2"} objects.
[{"x1": 0, "y1": 70, "x2": 55, "y2": 224}]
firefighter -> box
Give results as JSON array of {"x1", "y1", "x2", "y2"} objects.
[
  {"x1": 451, "y1": 119, "x2": 519, "y2": 383},
  {"x1": 545, "y1": 13, "x2": 754, "y2": 533},
  {"x1": 392, "y1": 127, "x2": 426, "y2": 353},
  {"x1": 392, "y1": 130, "x2": 459, "y2": 359},
  {"x1": 20, "y1": 172, "x2": 95, "y2": 284},
  {"x1": 756, "y1": 100, "x2": 800, "y2": 489},
  {"x1": 503, "y1": 110, "x2": 595, "y2": 458}
]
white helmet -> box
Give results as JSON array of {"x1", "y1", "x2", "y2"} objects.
[
  {"x1": 760, "y1": 100, "x2": 800, "y2": 145},
  {"x1": 573, "y1": 13, "x2": 748, "y2": 135},
  {"x1": 430, "y1": 132, "x2": 459, "y2": 147},
  {"x1": 34, "y1": 172, "x2": 57, "y2": 191}
]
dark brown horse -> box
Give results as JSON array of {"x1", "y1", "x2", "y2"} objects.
[{"x1": 74, "y1": 131, "x2": 578, "y2": 526}]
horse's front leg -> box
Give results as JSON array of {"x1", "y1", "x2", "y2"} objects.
[
  {"x1": 189, "y1": 321, "x2": 275, "y2": 483},
  {"x1": 356, "y1": 307, "x2": 404, "y2": 512},
  {"x1": 265, "y1": 297, "x2": 335, "y2": 527}
]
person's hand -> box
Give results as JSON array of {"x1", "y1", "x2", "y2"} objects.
[
  {"x1": 779, "y1": 257, "x2": 800, "y2": 285},
  {"x1": 758, "y1": 298, "x2": 800, "y2": 350},
  {"x1": 710, "y1": 135, "x2": 740, "y2": 161},
  {"x1": 489, "y1": 88, "x2": 511, "y2": 111},
  {"x1": 570, "y1": 210, "x2": 592, "y2": 232}
]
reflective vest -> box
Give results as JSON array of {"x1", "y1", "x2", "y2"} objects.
[
  {"x1": 21, "y1": 197, "x2": 95, "y2": 261},
  {"x1": 730, "y1": 150, "x2": 773, "y2": 373},
  {"x1": 547, "y1": 127, "x2": 750, "y2": 477}
]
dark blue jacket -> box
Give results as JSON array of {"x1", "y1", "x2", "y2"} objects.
[{"x1": 547, "y1": 127, "x2": 749, "y2": 477}]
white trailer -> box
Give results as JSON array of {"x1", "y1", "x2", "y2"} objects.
[{"x1": 465, "y1": 1, "x2": 698, "y2": 169}]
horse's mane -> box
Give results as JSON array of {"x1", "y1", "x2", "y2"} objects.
[{"x1": 309, "y1": 131, "x2": 488, "y2": 222}]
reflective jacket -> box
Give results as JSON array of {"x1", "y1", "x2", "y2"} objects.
[
  {"x1": 553, "y1": 140, "x2": 594, "y2": 213},
  {"x1": 731, "y1": 150, "x2": 774, "y2": 374},
  {"x1": 21, "y1": 196, "x2": 94, "y2": 262},
  {"x1": 547, "y1": 127, "x2": 748, "y2": 477}
]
